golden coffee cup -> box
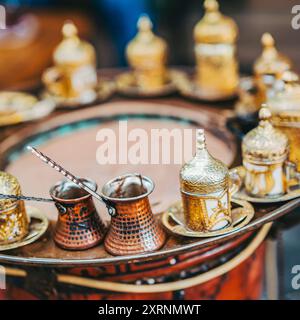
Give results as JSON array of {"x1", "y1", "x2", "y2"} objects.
[
  {"x1": 126, "y1": 15, "x2": 168, "y2": 91},
  {"x1": 0, "y1": 172, "x2": 29, "y2": 244},
  {"x1": 242, "y1": 106, "x2": 300, "y2": 198},
  {"x1": 180, "y1": 129, "x2": 238, "y2": 232},
  {"x1": 42, "y1": 66, "x2": 70, "y2": 98},
  {"x1": 193, "y1": 0, "x2": 239, "y2": 96},
  {"x1": 42, "y1": 21, "x2": 97, "y2": 100}
]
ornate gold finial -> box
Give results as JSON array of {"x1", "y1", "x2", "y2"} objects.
[
  {"x1": 259, "y1": 33, "x2": 278, "y2": 61},
  {"x1": 62, "y1": 21, "x2": 78, "y2": 39},
  {"x1": 261, "y1": 32, "x2": 275, "y2": 48},
  {"x1": 137, "y1": 15, "x2": 153, "y2": 33},
  {"x1": 196, "y1": 128, "x2": 206, "y2": 151},
  {"x1": 204, "y1": 0, "x2": 219, "y2": 12},
  {"x1": 258, "y1": 105, "x2": 272, "y2": 122}
]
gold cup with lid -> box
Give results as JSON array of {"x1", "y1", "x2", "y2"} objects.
[
  {"x1": 42, "y1": 21, "x2": 98, "y2": 101},
  {"x1": 193, "y1": 0, "x2": 239, "y2": 96},
  {"x1": 180, "y1": 129, "x2": 233, "y2": 232},
  {"x1": 242, "y1": 106, "x2": 291, "y2": 198},
  {"x1": 126, "y1": 15, "x2": 168, "y2": 91},
  {"x1": 268, "y1": 71, "x2": 300, "y2": 171},
  {"x1": 0, "y1": 172, "x2": 29, "y2": 244},
  {"x1": 253, "y1": 33, "x2": 291, "y2": 107}
]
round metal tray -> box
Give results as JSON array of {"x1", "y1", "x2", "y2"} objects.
[{"x1": 0, "y1": 100, "x2": 297, "y2": 267}]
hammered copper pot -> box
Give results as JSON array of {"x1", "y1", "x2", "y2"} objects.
[
  {"x1": 50, "y1": 178, "x2": 106, "y2": 250},
  {"x1": 102, "y1": 174, "x2": 166, "y2": 256}
]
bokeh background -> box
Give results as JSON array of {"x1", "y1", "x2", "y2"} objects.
[
  {"x1": 0, "y1": 0, "x2": 299, "y2": 300},
  {"x1": 0, "y1": 0, "x2": 299, "y2": 89}
]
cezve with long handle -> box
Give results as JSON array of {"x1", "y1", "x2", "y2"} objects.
[{"x1": 26, "y1": 146, "x2": 117, "y2": 216}]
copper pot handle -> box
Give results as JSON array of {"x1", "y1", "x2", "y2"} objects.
[
  {"x1": 54, "y1": 202, "x2": 67, "y2": 215},
  {"x1": 229, "y1": 169, "x2": 242, "y2": 196},
  {"x1": 101, "y1": 198, "x2": 117, "y2": 217}
]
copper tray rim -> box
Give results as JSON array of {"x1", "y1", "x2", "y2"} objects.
[{"x1": 0, "y1": 196, "x2": 298, "y2": 267}]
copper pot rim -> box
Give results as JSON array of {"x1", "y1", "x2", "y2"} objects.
[
  {"x1": 101, "y1": 173, "x2": 154, "y2": 203},
  {"x1": 49, "y1": 178, "x2": 97, "y2": 204}
]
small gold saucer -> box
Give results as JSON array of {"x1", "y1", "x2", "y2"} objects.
[
  {"x1": 42, "y1": 80, "x2": 115, "y2": 109},
  {"x1": 0, "y1": 206, "x2": 49, "y2": 251},
  {"x1": 162, "y1": 199, "x2": 254, "y2": 238},
  {"x1": 230, "y1": 166, "x2": 300, "y2": 203},
  {"x1": 0, "y1": 92, "x2": 56, "y2": 127},
  {"x1": 115, "y1": 69, "x2": 179, "y2": 97},
  {"x1": 173, "y1": 72, "x2": 237, "y2": 102}
]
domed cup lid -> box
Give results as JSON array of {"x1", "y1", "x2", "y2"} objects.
[
  {"x1": 53, "y1": 21, "x2": 96, "y2": 67},
  {"x1": 194, "y1": 0, "x2": 238, "y2": 44},
  {"x1": 126, "y1": 14, "x2": 167, "y2": 67},
  {"x1": 242, "y1": 106, "x2": 289, "y2": 163},
  {"x1": 254, "y1": 33, "x2": 291, "y2": 77},
  {"x1": 180, "y1": 129, "x2": 229, "y2": 194}
]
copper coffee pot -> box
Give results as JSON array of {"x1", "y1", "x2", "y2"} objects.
[
  {"x1": 102, "y1": 173, "x2": 166, "y2": 256},
  {"x1": 26, "y1": 147, "x2": 165, "y2": 254},
  {"x1": 50, "y1": 178, "x2": 106, "y2": 250}
]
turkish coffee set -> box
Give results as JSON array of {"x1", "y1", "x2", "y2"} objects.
[
  {"x1": 1, "y1": 0, "x2": 300, "y2": 256},
  {"x1": 0, "y1": 0, "x2": 249, "y2": 125}
]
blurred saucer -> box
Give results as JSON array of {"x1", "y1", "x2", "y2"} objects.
[
  {"x1": 115, "y1": 69, "x2": 179, "y2": 97},
  {"x1": 0, "y1": 206, "x2": 49, "y2": 251},
  {"x1": 42, "y1": 79, "x2": 115, "y2": 109},
  {"x1": 174, "y1": 72, "x2": 237, "y2": 102},
  {"x1": 0, "y1": 91, "x2": 55, "y2": 127},
  {"x1": 162, "y1": 199, "x2": 254, "y2": 238},
  {"x1": 230, "y1": 166, "x2": 300, "y2": 203}
]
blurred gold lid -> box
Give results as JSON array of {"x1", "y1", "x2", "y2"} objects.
[
  {"x1": 269, "y1": 71, "x2": 300, "y2": 123},
  {"x1": 242, "y1": 106, "x2": 288, "y2": 162},
  {"x1": 126, "y1": 15, "x2": 167, "y2": 68},
  {"x1": 53, "y1": 21, "x2": 96, "y2": 67},
  {"x1": 180, "y1": 129, "x2": 229, "y2": 194},
  {"x1": 0, "y1": 171, "x2": 22, "y2": 210},
  {"x1": 194, "y1": 0, "x2": 238, "y2": 44},
  {"x1": 254, "y1": 33, "x2": 291, "y2": 77}
]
